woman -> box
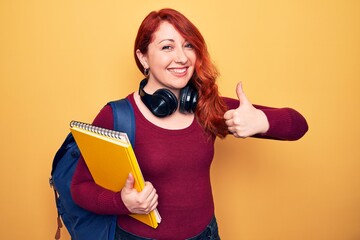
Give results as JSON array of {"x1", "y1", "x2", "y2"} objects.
[{"x1": 71, "y1": 8, "x2": 308, "y2": 240}]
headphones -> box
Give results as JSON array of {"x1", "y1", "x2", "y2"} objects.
[{"x1": 138, "y1": 78, "x2": 198, "y2": 118}]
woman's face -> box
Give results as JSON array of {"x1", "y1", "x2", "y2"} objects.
[{"x1": 136, "y1": 21, "x2": 197, "y2": 94}]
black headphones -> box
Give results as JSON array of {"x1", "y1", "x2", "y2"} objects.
[{"x1": 138, "y1": 78, "x2": 198, "y2": 118}]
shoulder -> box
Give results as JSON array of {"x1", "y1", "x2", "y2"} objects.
[
  {"x1": 92, "y1": 94, "x2": 134, "y2": 129},
  {"x1": 92, "y1": 104, "x2": 113, "y2": 129}
]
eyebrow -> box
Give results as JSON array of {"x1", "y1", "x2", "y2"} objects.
[{"x1": 157, "y1": 39, "x2": 175, "y2": 45}]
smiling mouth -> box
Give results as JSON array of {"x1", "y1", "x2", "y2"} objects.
[{"x1": 168, "y1": 67, "x2": 188, "y2": 74}]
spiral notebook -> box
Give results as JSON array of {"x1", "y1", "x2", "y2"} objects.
[{"x1": 70, "y1": 120, "x2": 161, "y2": 229}]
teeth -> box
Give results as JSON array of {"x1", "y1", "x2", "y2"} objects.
[{"x1": 170, "y1": 68, "x2": 186, "y2": 73}]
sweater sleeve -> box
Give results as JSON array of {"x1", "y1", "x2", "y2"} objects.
[
  {"x1": 223, "y1": 97, "x2": 308, "y2": 140},
  {"x1": 70, "y1": 104, "x2": 131, "y2": 215}
]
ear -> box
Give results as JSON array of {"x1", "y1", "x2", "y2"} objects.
[{"x1": 136, "y1": 49, "x2": 149, "y2": 69}]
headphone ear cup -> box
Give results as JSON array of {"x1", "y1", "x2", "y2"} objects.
[
  {"x1": 179, "y1": 85, "x2": 198, "y2": 113},
  {"x1": 151, "y1": 89, "x2": 178, "y2": 117},
  {"x1": 189, "y1": 88, "x2": 198, "y2": 113},
  {"x1": 179, "y1": 86, "x2": 189, "y2": 113}
]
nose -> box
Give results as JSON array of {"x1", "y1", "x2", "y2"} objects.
[{"x1": 174, "y1": 48, "x2": 188, "y2": 64}]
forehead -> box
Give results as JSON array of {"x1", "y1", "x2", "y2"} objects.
[{"x1": 151, "y1": 21, "x2": 185, "y2": 43}]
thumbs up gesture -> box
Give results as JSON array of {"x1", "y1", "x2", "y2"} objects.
[
  {"x1": 121, "y1": 173, "x2": 158, "y2": 214},
  {"x1": 224, "y1": 82, "x2": 269, "y2": 138}
]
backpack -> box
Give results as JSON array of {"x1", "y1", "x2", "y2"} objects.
[{"x1": 49, "y1": 98, "x2": 135, "y2": 240}]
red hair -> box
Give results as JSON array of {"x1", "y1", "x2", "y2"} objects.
[{"x1": 134, "y1": 8, "x2": 228, "y2": 138}]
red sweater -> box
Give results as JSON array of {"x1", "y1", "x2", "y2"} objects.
[{"x1": 71, "y1": 94, "x2": 308, "y2": 239}]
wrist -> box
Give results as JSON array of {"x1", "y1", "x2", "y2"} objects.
[{"x1": 257, "y1": 109, "x2": 270, "y2": 134}]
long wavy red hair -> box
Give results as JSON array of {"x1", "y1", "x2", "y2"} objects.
[{"x1": 134, "y1": 8, "x2": 228, "y2": 138}]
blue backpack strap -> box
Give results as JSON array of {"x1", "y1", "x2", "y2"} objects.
[{"x1": 108, "y1": 98, "x2": 135, "y2": 146}]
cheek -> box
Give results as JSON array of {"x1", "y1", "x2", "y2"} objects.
[
  {"x1": 188, "y1": 52, "x2": 197, "y2": 65},
  {"x1": 149, "y1": 54, "x2": 172, "y2": 68}
]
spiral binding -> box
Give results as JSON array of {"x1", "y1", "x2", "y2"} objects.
[{"x1": 70, "y1": 120, "x2": 124, "y2": 140}]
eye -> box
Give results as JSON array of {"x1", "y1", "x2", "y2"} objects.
[
  {"x1": 184, "y1": 42, "x2": 194, "y2": 49},
  {"x1": 162, "y1": 45, "x2": 173, "y2": 50}
]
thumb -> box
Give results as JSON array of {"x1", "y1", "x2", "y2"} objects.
[
  {"x1": 236, "y1": 82, "x2": 250, "y2": 107},
  {"x1": 124, "y1": 173, "x2": 135, "y2": 190}
]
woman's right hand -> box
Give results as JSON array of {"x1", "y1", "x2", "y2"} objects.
[{"x1": 121, "y1": 173, "x2": 158, "y2": 214}]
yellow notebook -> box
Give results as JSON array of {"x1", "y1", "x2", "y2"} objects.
[{"x1": 70, "y1": 120, "x2": 161, "y2": 229}]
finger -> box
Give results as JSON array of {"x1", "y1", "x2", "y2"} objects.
[
  {"x1": 145, "y1": 191, "x2": 158, "y2": 213},
  {"x1": 226, "y1": 110, "x2": 241, "y2": 125},
  {"x1": 139, "y1": 184, "x2": 158, "y2": 213},
  {"x1": 142, "y1": 181, "x2": 155, "y2": 195},
  {"x1": 227, "y1": 126, "x2": 236, "y2": 134},
  {"x1": 225, "y1": 118, "x2": 234, "y2": 127},
  {"x1": 227, "y1": 125, "x2": 241, "y2": 134},
  {"x1": 236, "y1": 82, "x2": 250, "y2": 106},
  {"x1": 124, "y1": 173, "x2": 135, "y2": 191},
  {"x1": 148, "y1": 194, "x2": 159, "y2": 213},
  {"x1": 139, "y1": 182, "x2": 157, "y2": 203},
  {"x1": 233, "y1": 132, "x2": 246, "y2": 138},
  {"x1": 228, "y1": 127, "x2": 246, "y2": 138},
  {"x1": 224, "y1": 109, "x2": 235, "y2": 120}
]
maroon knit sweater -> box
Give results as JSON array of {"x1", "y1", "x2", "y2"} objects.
[{"x1": 71, "y1": 94, "x2": 308, "y2": 239}]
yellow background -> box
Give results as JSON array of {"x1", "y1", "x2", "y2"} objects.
[{"x1": 1, "y1": 0, "x2": 359, "y2": 239}]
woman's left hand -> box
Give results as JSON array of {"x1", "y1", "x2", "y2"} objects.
[{"x1": 224, "y1": 82, "x2": 270, "y2": 138}]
